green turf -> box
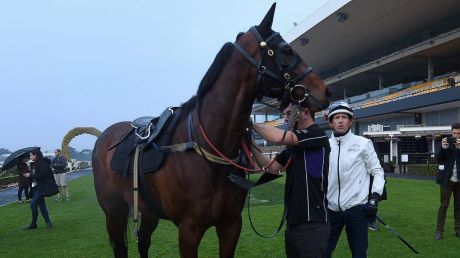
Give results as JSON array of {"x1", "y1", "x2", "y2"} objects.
[{"x1": 0, "y1": 175, "x2": 458, "y2": 257}]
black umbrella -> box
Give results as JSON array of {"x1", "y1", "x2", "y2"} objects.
[{"x1": 1, "y1": 147, "x2": 40, "y2": 171}]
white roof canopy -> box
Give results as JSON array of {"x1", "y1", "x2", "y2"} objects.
[{"x1": 364, "y1": 126, "x2": 451, "y2": 137}]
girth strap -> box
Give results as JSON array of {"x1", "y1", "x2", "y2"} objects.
[
  {"x1": 132, "y1": 146, "x2": 141, "y2": 242},
  {"x1": 131, "y1": 144, "x2": 169, "y2": 231}
]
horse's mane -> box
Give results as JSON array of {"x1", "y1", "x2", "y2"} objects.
[{"x1": 180, "y1": 42, "x2": 234, "y2": 116}]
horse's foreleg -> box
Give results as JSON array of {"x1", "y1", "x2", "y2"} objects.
[
  {"x1": 216, "y1": 215, "x2": 242, "y2": 258},
  {"x1": 137, "y1": 215, "x2": 159, "y2": 258},
  {"x1": 178, "y1": 221, "x2": 207, "y2": 258}
]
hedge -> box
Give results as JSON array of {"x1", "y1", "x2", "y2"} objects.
[
  {"x1": 0, "y1": 175, "x2": 18, "y2": 187},
  {"x1": 0, "y1": 167, "x2": 19, "y2": 187},
  {"x1": 0, "y1": 167, "x2": 18, "y2": 178},
  {"x1": 406, "y1": 164, "x2": 438, "y2": 176}
]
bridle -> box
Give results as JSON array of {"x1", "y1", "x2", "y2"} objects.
[
  {"x1": 232, "y1": 26, "x2": 314, "y2": 106},
  {"x1": 194, "y1": 26, "x2": 315, "y2": 171}
]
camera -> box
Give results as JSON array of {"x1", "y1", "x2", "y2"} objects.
[{"x1": 447, "y1": 137, "x2": 457, "y2": 144}]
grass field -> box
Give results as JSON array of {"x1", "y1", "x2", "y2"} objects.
[{"x1": 0, "y1": 174, "x2": 458, "y2": 257}]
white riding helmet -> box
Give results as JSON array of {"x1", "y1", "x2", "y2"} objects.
[{"x1": 327, "y1": 102, "x2": 354, "y2": 122}]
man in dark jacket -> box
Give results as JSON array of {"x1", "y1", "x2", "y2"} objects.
[
  {"x1": 435, "y1": 122, "x2": 460, "y2": 240},
  {"x1": 251, "y1": 103, "x2": 331, "y2": 258},
  {"x1": 52, "y1": 149, "x2": 69, "y2": 201}
]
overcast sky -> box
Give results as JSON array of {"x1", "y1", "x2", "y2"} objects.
[{"x1": 0, "y1": 0, "x2": 327, "y2": 152}]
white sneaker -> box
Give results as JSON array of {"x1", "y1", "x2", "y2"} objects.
[{"x1": 369, "y1": 222, "x2": 378, "y2": 231}]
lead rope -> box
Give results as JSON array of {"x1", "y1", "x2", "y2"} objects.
[
  {"x1": 246, "y1": 103, "x2": 300, "y2": 238},
  {"x1": 246, "y1": 155, "x2": 292, "y2": 238},
  {"x1": 133, "y1": 145, "x2": 141, "y2": 242}
]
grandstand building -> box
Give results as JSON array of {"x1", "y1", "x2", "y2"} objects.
[{"x1": 252, "y1": 0, "x2": 460, "y2": 170}]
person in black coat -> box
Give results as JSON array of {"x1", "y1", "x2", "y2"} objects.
[
  {"x1": 23, "y1": 149, "x2": 58, "y2": 230},
  {"x1": 435, "y1": 123, "x2": 460, "y2": 240},
  {"x1": 17, "y1": 156, "x2": 31, "y2": 203}
]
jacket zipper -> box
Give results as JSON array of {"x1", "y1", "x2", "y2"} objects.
[{"x1": 337, "y1": 140, "x2": 342, "y2": 212}]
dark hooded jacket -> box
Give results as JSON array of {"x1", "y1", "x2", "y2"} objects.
[{"x1": 31, "y1": 158, "x2": 59, "y2": 197}]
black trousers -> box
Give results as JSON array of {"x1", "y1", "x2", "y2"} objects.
[
  {"x1": 327, "y1": 205, "x2": 369, "y2": 258},
  {"x1": 18, "y1": 186, "x2": 30, "y2": 201},
  {"x1": 285, "y1": 222, "x2": 330, "y2": 258},
  {"x1": 436, "y1": 180, "x2": 460, "y2": 233}
]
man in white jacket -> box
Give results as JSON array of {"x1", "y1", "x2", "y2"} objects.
[{"x1": 325, "y1": 102, "x2": 385, "y2": 258}]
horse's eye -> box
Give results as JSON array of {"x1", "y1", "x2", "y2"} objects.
[
  {"x1": 280, "y1": 47, "x2": 297, "y2": 67},
  {"x1": 282, "y1": 47, "x2": 294, "y2": 55}
]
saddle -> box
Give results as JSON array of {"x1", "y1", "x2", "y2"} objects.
[
  {"x1": 110, "y1": 107, "x2": 181, "y2": 175},
  {"x1": 131, "y1": 107, "x2": 178, "y2": 146}
]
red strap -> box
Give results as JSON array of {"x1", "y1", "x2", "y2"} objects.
[{"x1": 199, "y1": 124, "x2": 291, "y2": 174}]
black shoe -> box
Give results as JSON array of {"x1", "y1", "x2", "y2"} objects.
[
  {"x1": 22, "y1": 224, "x2": 37, "y2": 230},
  {"x1": 46, "y1": 223, "x2": 53, "y2": 229},
  {"x1": 435, "y1": 231, "x2": 442, "y2": 240},
  {"x1": 456, "y1": 232, "x2": 460, "y2": 238}
]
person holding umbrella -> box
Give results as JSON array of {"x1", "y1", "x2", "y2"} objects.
[
  {"x1": 1, "y1": 147, "x2": 40, "y2": 203},
  {"x1": 1, "y1": 147, "x2": 40, "y2": 171},
  {"x1": 17, "y1": 156, "x2": 31, "y2": 203},
  {"x1": 23, "y1": 149, "x2": 58, "y2": 230}
]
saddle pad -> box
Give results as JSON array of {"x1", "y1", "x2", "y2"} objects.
[{"x1": 110, "y1": 109, "x2": 182, "y2": 175}]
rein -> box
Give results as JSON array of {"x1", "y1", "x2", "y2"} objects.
[{"x1": 198, "y1": 124, "x2": 280, "y2": 173}]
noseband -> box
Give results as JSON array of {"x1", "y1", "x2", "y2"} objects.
[{"x1": 233, "y1": 26, "x2": 313, "y2": 105}]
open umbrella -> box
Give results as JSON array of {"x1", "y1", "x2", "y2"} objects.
[{"x1": 1, "y1": 147, "x2": 40, "y2": 171}]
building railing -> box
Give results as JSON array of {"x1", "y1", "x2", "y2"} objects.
[
  {"x1": 313, "y1": 74, "x2": 458, "y2": 118},
  {"x1": 255, "y1": 74, "x2": 458, "y2": 123},
  {"x1": 354, "y1": 75, "x2": 456, "y2": 110}
]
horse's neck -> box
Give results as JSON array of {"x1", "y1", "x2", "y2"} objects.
[{"x1": 198, "y1": 63, "x2": 256, "y2": 155}]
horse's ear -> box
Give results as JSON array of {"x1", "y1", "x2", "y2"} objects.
[
  {"x1": 236, "y1": 32, "x2": 244, "y2": 41},
  {"x1": 257, "y1": 3, "x2": 276, "y2": 38}
]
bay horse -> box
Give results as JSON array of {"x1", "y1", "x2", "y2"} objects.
[{"x1": 93, "y1": 4, "x2": 330, "y2": 258}]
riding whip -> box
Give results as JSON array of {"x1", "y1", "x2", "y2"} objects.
[{"x1": 376, "y1": 216, "x2": 419, "y2": 254}]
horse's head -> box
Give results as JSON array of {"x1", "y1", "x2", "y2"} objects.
[{"x1": 233, "y1": 3, "x2": 331, "y2": 113}]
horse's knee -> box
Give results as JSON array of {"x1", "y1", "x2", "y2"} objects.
[
  {"x1": 215, "y1": 217, "x2": 242, "y2": 258},
  {"x1": 178, "y1": 223, "x2": 207, "y2": 257}
]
